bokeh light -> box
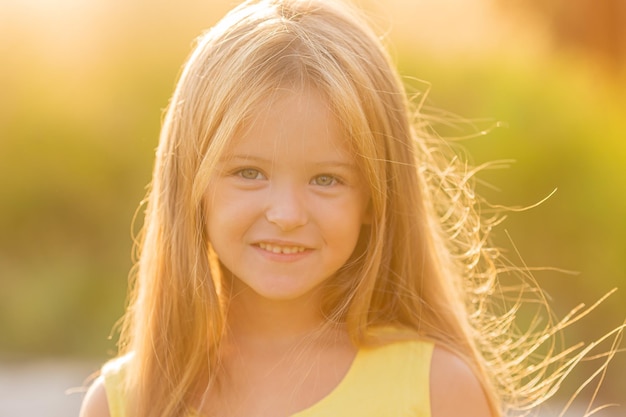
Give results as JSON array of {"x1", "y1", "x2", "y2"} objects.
[{"x1": 0, "y1": 0, "x2": 624, "y2": 415}]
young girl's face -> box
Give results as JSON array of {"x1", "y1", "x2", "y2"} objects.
[{"x1": 205, "y1": 88, "x2": 370, "y2": 303}]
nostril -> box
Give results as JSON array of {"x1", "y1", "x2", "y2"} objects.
[{"x1": 263, "y1": 184, "x2": 308, "y2": 231}]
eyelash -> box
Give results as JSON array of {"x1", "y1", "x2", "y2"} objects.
[
  {"x1": 235, "y1": 168, "x2": 265, "y2": 180},
  {"x1": 310, "y1": 174, "x2": 340, "y2": 187},
  {"x1": 232, "y1": 168, "x2": 343, "y2": 187}
]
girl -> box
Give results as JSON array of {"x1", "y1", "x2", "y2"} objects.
[{"x1": 80, "y1": 0, "x2": 608, "y2": 416}]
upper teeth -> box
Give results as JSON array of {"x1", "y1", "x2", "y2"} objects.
[{"x1": 258, "y1": 242, "x2": 306, "y2": 254}]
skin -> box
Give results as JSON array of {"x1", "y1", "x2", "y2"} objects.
[
  {"x1": 79, "y1": 88, "x2": 493, "y2": 417},
  {"x1": 78, "y1": 377, "x2": 109, "y2": 417},
  {"x1": 205, "y1": 87, "x2": 371, "y2": 305},
  {"x1": 199, "y1": 87, "x2": 369, "y2": 415},
  {"x1": 430, "y1": 347, "x2": 494, "y2": 417},
  {"x1": 79, "y1": 347, "x2": 493, "y2": 417}
]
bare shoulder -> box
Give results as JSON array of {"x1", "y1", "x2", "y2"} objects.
[
  {"x1": 430, "y1": 345, "x2": 494, "y2": 417},
  {"x1": 79, "y1": 376, "x2": 111, "y2": 417}
]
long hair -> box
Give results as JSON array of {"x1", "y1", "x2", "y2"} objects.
[{"x1": 114, "y1": 1, "x2": 607, "y2": 416}]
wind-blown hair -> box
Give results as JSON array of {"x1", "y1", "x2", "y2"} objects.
[{"x1": 114, "y1": 1, "x2": 616, "y2": 417}]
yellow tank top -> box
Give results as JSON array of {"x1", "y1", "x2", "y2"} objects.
[{"x1": 103, "y1": 339, "x2": 434, "y2": 417}]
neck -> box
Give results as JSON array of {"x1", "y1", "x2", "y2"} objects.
[
  {"x1": 224, "y1": 281, "x2": 329, "y2": 351},
  {"x1": 227, "y1": 288, "x2": 324, "y2": 347}
]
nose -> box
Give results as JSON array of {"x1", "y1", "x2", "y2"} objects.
[{"x1": 265, "y1": 182, "x2": 309, "y2": 231}]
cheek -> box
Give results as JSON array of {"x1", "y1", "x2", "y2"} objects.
[
  {"x1": 205, "y1": 189, "x2": 261, "y2": 241},
  {"x1": 319, "y1": 198, "x2": 368, "y2": 242}
]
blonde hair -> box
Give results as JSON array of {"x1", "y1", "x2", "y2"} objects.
[{"x1": 115, "y1": 1, "x2": 617, "y2": 416}]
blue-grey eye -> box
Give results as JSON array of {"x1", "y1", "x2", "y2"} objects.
[
  {"x1": 312, "y1": 174, "x2": 337, "y2": 186},
  {"x1": 239, "y1": 168, "x2": 262, "y2": 179}
]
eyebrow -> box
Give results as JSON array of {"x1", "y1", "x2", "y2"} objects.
[
  {"x1": 311, "y1": 161, "x2": 358, "y2": 171},
  {"x1": 221, "y1": 155, "x2": 358, "y2": 170},
  {"x1": 220, "y1": 154, "x2": 271, "y2": 164}
]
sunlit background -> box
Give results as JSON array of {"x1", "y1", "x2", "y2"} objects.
[{"x1": 0, "y1": 0, "x2": 624, "y2": 415}]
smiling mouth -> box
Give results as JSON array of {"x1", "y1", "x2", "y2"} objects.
[{"x1": 257, "y1": 242, "x2": 307, "y2": 254}]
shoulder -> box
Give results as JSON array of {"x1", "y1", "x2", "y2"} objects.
[
  {"x1": 80, "y1": 355, "x2": 132, "y2": 417},
  {"x1": 430, "y1": 346, "x2": 494, "y2": 417},
  {"x1": 79, "y1": 376, "x2": 111, "y2": 417}
]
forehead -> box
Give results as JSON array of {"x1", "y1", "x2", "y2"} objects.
[{"x1": 224, "y1": 87, "x2": 355, "y2": 160}]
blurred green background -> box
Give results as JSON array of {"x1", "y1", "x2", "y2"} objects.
[{"x1": 0, "y1": 0, "x2": 624, "y2": 413}]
